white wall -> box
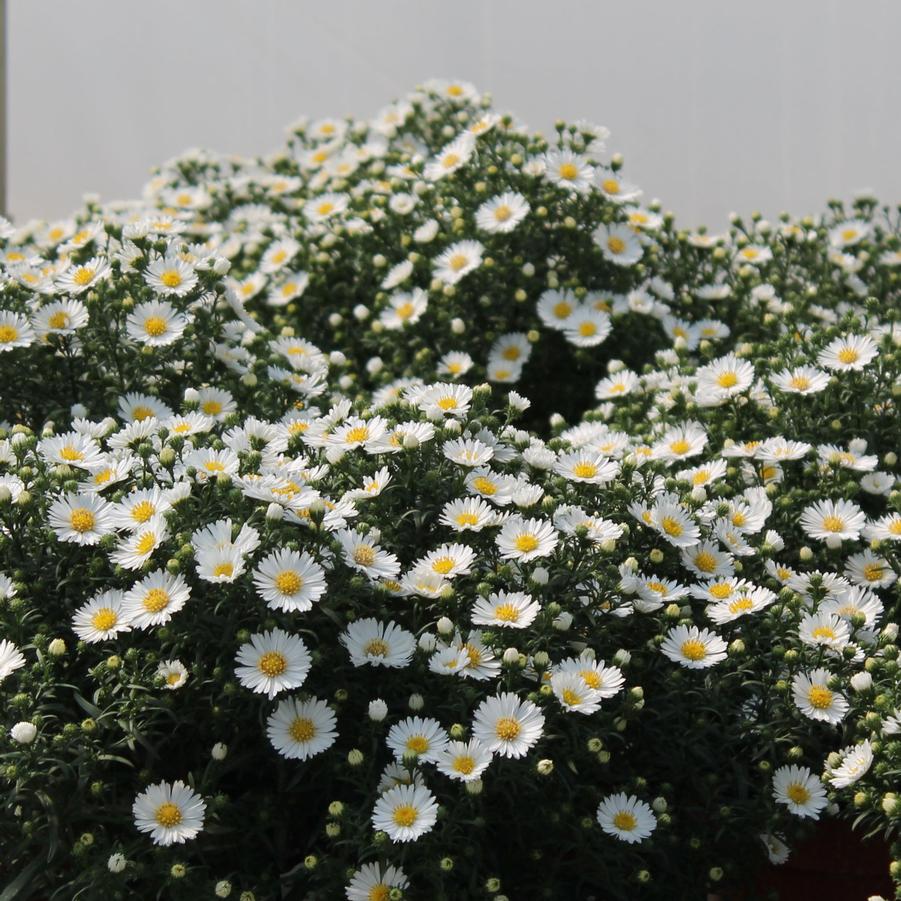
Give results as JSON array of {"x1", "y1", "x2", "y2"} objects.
[{"x1": 10, "y1": 0, "x2": 901, "y2": 228}]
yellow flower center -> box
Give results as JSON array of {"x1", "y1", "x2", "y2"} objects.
[
  {"x1": 60, "y1": 445, "x2": 85, "y2": 462},
  {"x1": 135, "y1": 532, "x2": 157, "y2": 555},
  {"x1": 808, "y1": 685, "x2": 833, "y2": 709},
  {"x1": 155, "y1": 802, "x2": 182, "y2": 828},
  {"x1": 396, "y1": 302, "x2": 415, "y2": 320},
  {"x1": 669, "y1": 439, "x2": 691, "y2": 455},
  {"x1": 578, "y1": 321, "x2": 598, "y2": 337},
  {"x1": 822, "y1": 515, "x2": 845, "y2": 533},
  {"x1": 160, "y1": 270, "x2": 183, "y2": 288},
  {"x1": 353, "y1": 545, "x2": 376, "y2": 567},
  {"x1": 48, "y1": 311, "x2": 70, "y2": 329},
  {"x1": 580, "y1": 669, "x2": 602, "y2": 689},
  {"x1": 680, "y1": 639, "x2": 707, "y2": 661},
  {"x1": 786, "y1": 783, "x2": 810, "y2": 805},
  {"x1": 495, "y1": 717, "x2": 521, "y2": 741},
  {"x1": 890, "y1": 520, "x2": 901, "y2": 536},
  {"x1": 93, "y1": 468, "x2": 112, "y2": 485},
  {"x1": 456, "y1": 512, "x2": 479, "y2": 527},
  {"x1": 562, "y1": 688, "x2": 582, "y2": 706},
  {"x1": 464, "y1": 643, "x2": 482, "y2": 667},
  {"x1": 863, "y1": 563, "x2": 884, "y2": 582},
  {"x1": 91, "y1": 608, "x2": 118, "y2": 631},
  {"x1": 345, "y1": 426, "x2": 369, "y2": 444},
  {"x1": 708, "y1": 583, "x2": 732, "y2": 599},
  {"x1": 143, "y1": 588, "x2": 170, "y2": 613},
  {"x1": 131, "y1": 500, "x2": 156, "y2": 523},
  {"x1": 661, "y1": 516, "x2": 683, "y2": 537},
  {"x1": 472, "y1": 477, "x2": 496, "y2": 495},
  {"x1": 837, "y1": 347, "x2": 859, "y2": 364},
  {"x1": 558, "y1": 162, "x2": 578, "y2": 180},
  {"x1": 441, "y1": 152, "x2": 460, "y2": 169},
  {"x1": 607, "y1": 237, "x2": 626, "y2": 255},
  {"x1": 453, "y1": 755, "x2": 476, "y2": 775},
  {"x1": 514, "y1": 534, "x2": 539, "y2": 553},
  {"x1": 258, "y1": 651, "x2": 287, "y2": 677},
  {"x1": 552, "y1": 301, "x2": 572, "y2": 319},
  {"x1": 132, "y1": 405, "x2": 154, "y2": 421},
  {"x1": 448, "y1": 253, "x2": 469, "y2": 272},
  {"x1": 613, "y1": 811, "x2": 637, "y2": 831},
  {"x1": 601, "y1": 178, "x2": 620, "y2": 194},
  {"x1": 432, "y1": 557, "x2": 455, "y2": 575},
  {"x1": 494, "y1": 602, "x2": 520, "y2": 622},
  {"x1": 392, "y1": 805, "x2": 418, "y2": 828},
  {"x1": 73, "y1": 267, "x2": 95, "y2": 286},
  {"x1": 144, "y1": 316, "x2": 168, "y2": 337},
  {"x1": 204, "y1": 461, "x2": 225, "y2": 473},
  {"x1": 811, "y1": 626, "x2": 836, "y2": 641},
  {"x1": 717, "y1": 371, "x2": 738, "y2": 388},
  {"x1": 368, "y1": 886, "x2": 390, "y2": 901},
  {"x1": 841, "y1": 228, "x2": 858, "y2": 242},
  {"x1": 363, "y1": 638, "x2": 389, "y2": 657},
  {"x1": 0, "y1": 324, "x2": 19, "y2": 343},
  {"x1": 572, "y1": 462, "x2": 598, "y2": 479},
  {"x1": 213, "y1": 562, "x2": 234, "y2": 578},
  {"x1": 70, "y1": 508, "x2": 95, "y2": 532},
  {"x1": 274, "y1": 570, "x2": 302, "y2": 595},
  {"x1": 289, "y1": 717, "x2": 316, "y2": 742},
  {"x1": 202, "y1": 400, "x2": 223, "y2": 415},
  {"x1": 406, "y1": 736, "x2": 429, "y2": 754},
  {"x1": 790, "y1": 376, "x2": 810, "y2": 390},
  {"x1": 693, "y1": 552, "x2": 717, "y2": 573},
  {"x1": 728, "y1": 597, "x2": 754, "y2": 615}
]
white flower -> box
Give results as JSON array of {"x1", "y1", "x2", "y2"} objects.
[
  {"x1": 345, "y1": 862, "x2": 409, "y2": 901},
  {"x1": 435, "y1": 739, "x2": 493, "y2": 782},
  {"x1": 475, "y1": 191, "x2": 530, "y2": 233},
  {"x1": 48, "y1": 493, "x2": 114, "y2": 545},
  {"x1": 143, "y1": 255, "x2": 198, "y2": 296},
  {"x1": 253, "y1": 548, "x2": 327, "y2": 612},
  {"x1": 543, "y1": 149, "x2": 593, "y2": 193},
  {"x1": 817, "y1": 333, "x2": 879, "y2": 372},
  {"x1": 471, "y1": 591, "x2": 541, "y2": 629},
  {"x1": 72, "y1": 589, "x2": 130, "y2": 643},
  {"x1": 660, "y1": 625, "x2": 727, "y2": 669},
  {"x1": 371, "y1": 784, "x2": 438, "y2": 843},
  {"x1": 0, "y1": 639, "x2": 26, "y2": 683},
  {"x1": 433, "y1": 240, "x2": 484, "y2": 285},
  {"x1": 234, "y1": 629, "x2": 311, "y2": 699},
  {"x1": 472, "y1": 692, "x2": 544, "y2": 758},
  {"x1": 495, "y1": 515, "x2": 559, "y2": 562},
  {"x1": 10, "y1": 721, "x2": 37, "y2": 744},
  {"x1": 791, "y1": 668, "x2": 848, "y2": 724},
  {"x1": 267, "y1": 696, "x2": 338, "y2": 760},
  {"x1": 828, "y1": 740, "x2": 873, "y2": 788},
  {"x1": 379, "y1": 289, "x2": 428, "y2": 330},
  {"x1": 439, "y1": 497, "x2": 496, "y2": 532},
  {"x1": 828, "y1": 219, "x2": 870, "y2": 248},
  {"x1": 336, "y1": 529, "x2": 400, "y2": 581},
  {"x1": 132, "y1": 780, "x2": 206, "y2": 845},
  {"x1": 550, "y1": 671, "x2": 604, "y2": 714},
  {"x1": 800, "y1": 499, "x2": 866, "y2": 543},
  {"x1": 770, "y1": 365, "x2": 830, "y2": 395},
  {"x1": 554, "y1": 450, "x2": 619, "y2": 485},
  {"x1": 424, "y1": 133, "x2": 476, "y2": 181},
  {"x1": 340, "y1": 618, "x2": 416, "y2": 669},
  {"x1": 157, "y1": 659, "x2": 188, "y2": 690},
  {"x1": 122, "y1": 570, "x2": 191, "y2": 629},
  {"x1": 595, "y1": 224, "x2": 643, "y2": 266},
  {"x1": 386, "y1": 716, "x2": 449, "y2": 763},
  {"x1": 596, "y1": 793, "x2": 657, "y2": 843},
  {"x1": 772, "y1": 766, "x2": 827, "y2": 819},
  {"x1": 695, "y1": 353, "x2": 755, "y2": 404},
  {"x1": 126, "y1": 300, "x2": 190, "y2": 347}
]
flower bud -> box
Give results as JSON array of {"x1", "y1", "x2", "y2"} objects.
[
  {"x1": 368, "y1": 699, "x2": 388, "y2": 721},
  {"x1": 10, "y1": 722, "x2": 37, "y2": 744}
]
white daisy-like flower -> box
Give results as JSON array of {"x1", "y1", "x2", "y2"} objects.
[
  {"x1": 821, "y1": 585, "x2": 884, "y2": 629},
  {"x1": 817, "y1": 333, "x2": 879, "y2": 372},
  {"x1": 553, "y1": 450, "x2": 619, "y2": 485},
  {"x1": 537, "y1": 289, "x2": 578, "y2": 329},
  {"x1": 828, "y1": 219, "x2": 870, "y2": 248},
  {"x1": 770, "y1": 365, "x2": 830, "y2": 395},
  {"x1": 471, "y1": 591, "x2": 541, "y2": 629},
  {"x1": 695, "y1": 353, "x2": 756, "y2": 403},
  {"x1": 653, "y1": 422, "x2": 708, "y2": 462},
  {"x1": 437, "y1": 350, "x2": 474, "y2": 379},
  {"x1": 33, "y1": 298, "x2": 89, "y2": 337},
  {"x1": 386, "y1": 716, "x2": 449, "y2": 764},
  {"x1": 340, "y1": 618, "x2": 416, "y2": 669},
  {"x1": 143, "y1": 255, "x2": 198, "y2": 296},
  {"x1": 415, "y1": 543, "x2": 476, "y2": 579},
  {"x1": 472, "y1": 692, "x2": 545, "y2": 759},
  {"x1": 336, "y1": 529, "x2": 400, "y2": 581},
  {"x1": 132, "y1": 780, "x2": 206, "y2": 845},
  {"x1": 109, "y1": 487, "x2": 171, "y2": 531},
  {"x1": 109, "y1": 518, "x2": 167, "y2": 570},
  {"x1": 379, "y1": 289, "x2": 428, "y2": 330},
  {"x1": 234, "y1": 628, "x2": 311, "y2": 700},
  {"x1": 791, "y1": 668, "x2": 848, "y2": 724},
  {"x1": 267, "y1": 696, "x2": 337, "y2": 760},
  {"x1": 595, "y1": 224, "x2": 643, "y2": 266},
  {"x1": 39, "y1": 431, "x2": 104, "y2": 469},
  {"x1": 844, "y1": 552, "x2": 896, "y2": 590},
  {"x1": 55, "y1": 256, "x2": 111, "y2": 294},
  {"x1": 371, "y1": 783, "x2": 438, "y2": 843},
  {"x1": 828, "y1": 740, "x2": 873, "y2": 788},
  {"x1": 118, "y1": 392, "x2": 172, "y2": 423},
  {"x1": 495, "y1": 516, "x2": 558, "y2": 563},
  {"x1": 476, "y1": 191, "x2": 530, "y2": 233},
  {"x1": 253, "y1": 548, "x2": 327, "y2": 612},
  {"x1": 345, "y1": 862, "x2": 409, "y2": 901},
  {"x1": 550, "y1": 671, "x2": 604, "y2": 714},
  {"x1": 760, "y1": 833, "x2": 791, "y2": 865},
  {"x1": 735, "y1": 244, "x2": 772, "y2": 265},
  {"x1": 260, "y1": 239, "x2": 300, "y2": 274},
  {"x1": 863, "y1": 512, "x2": 901, "y2": 542},
  {"x1": 597, "y1": 794, "x2": 657, "y2": 844},
  {"x1": 660, "y1": 625, "x2": 727, "y2": 669},
  {"x1": 196, "y1": 387, "x2": 237, "y2": 420},
  {"x1": 48, "y1": 493, "x2": 114, "y2": 545},
  {"x1": 800, "y1": 498, "x2": 866, "y2": 544},
  {"x1": 435, "y1": 738, "x2": 493, "y2": 782},
  {"x1": 772, "y1": 766, "x2": 827, "y2": 819},
  {"x1": 184, "y1": 447, "x2": 240, "y2": 480},
  {"x1": 157, "y1": 659, "x2": 188, "y2": 690},
  {"x1": 443, "y1": 437, "x2": 494, "y2": 468},
  {"x1": 126, "y1": 300, "x2": 190, "y2": 347},
  {"x1": 706, "y1": 585, "x2": 777, "y2": 624},
  {"x1": 439, "y1": 497, "x2": 496, "y2": 532},
  {"x1": 553, "y1": 652, "x2": 625, "y2": 699},
  {"x1": 415, "y1": 383, "x2": 473, "y2": 419},
  {"x1": 267, "y1": 271, "x2": 309, "y2": 307},
  {"x1": 596, "y1": 172, "x2": 642, "y2": 202},
  {"x1": 423, "y1": 132, "x2": 476, "y2": 181},
  {"x1": 122, "y1": 570, "x2": 191, "y2": 629},
  {"x1": 304, "y1": 192, "x2": 349, "y2": 221},
  {"x1": 680, "y1": 541, "x2": 734, "y2": 579},
  {"x1": 595, "y1": 370, "x2": 640, "y2": 400},
  {"x1": 0, "y1": 639, "x2": 26, "y2": 683},
  {"x1": 798, "y1": 611, "x2": 851, "y2": 651},
  {"x1": 650, "y1": 499, "x2": 701, "y2": 548},
  {"x1": 433, "y1": 240, "x2": 484, "y2": 285},
  {"x1": 543, "y1": 149, "x2": 593, "y2": 193}
]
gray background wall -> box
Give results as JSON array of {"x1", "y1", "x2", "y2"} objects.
[{"x1": 9, "y1": 0, "x2": 901, "y2": 228}]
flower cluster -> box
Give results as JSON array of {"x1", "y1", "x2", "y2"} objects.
[{"x1": 0, "y1": 80, "x2": 899, "y2": 900}]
